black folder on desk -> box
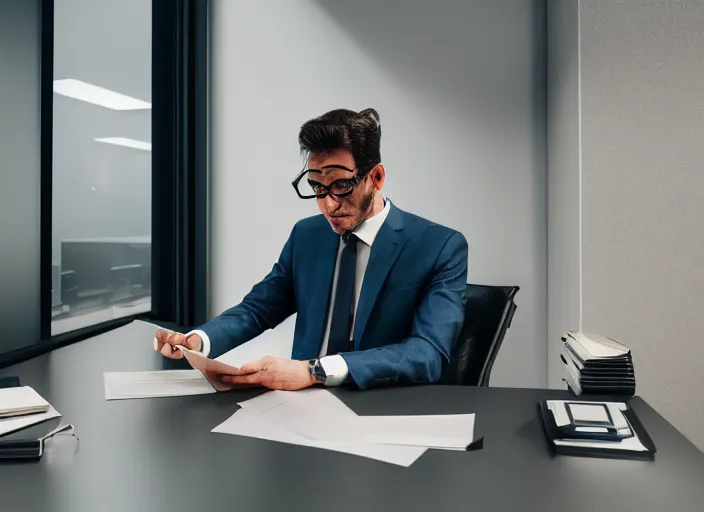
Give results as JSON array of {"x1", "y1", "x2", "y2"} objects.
[
  {"x1": 0, "y1": 377, "x2": 21, "y2": 389},
  {"x1": 539, "y1": 400, "x2": 656, "y2": 461}
]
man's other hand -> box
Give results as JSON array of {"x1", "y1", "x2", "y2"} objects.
[
  {"x1": 154, "y1": 330, "x2": 202, "y2": 359},
  {"x1": 220, "y1": 356, "x2": 316, "y2": 391}
]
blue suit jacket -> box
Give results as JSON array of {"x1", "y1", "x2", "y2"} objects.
[{"x1": 198, "y1": 202, "x2": 468, "y2": 389}]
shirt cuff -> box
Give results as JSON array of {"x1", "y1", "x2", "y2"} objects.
[
  {"x1": 186, "y1": 329, "x2": 211, "y2": 357},
  {"x1": 319, "y1": 354, "x2": 349, "y2": 387}
]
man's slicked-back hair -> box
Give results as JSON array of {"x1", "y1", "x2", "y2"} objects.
[{"x1": 298, "y1": 108, "x2": 382, "y2": 176}]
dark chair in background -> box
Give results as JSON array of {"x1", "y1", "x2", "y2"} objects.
[{"x1": 441, "y1": 283, "x2": 520, "y2": 386}]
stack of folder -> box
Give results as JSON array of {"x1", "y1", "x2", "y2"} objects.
[
  {"x1": 539, "y1": 399, "x2": 656, "y2": 460},
  {"x1": 560, "y1": 331, "x2": 636, "y2": 396},
  {"x1": 0, "y1": 383, "x2": 63, "y2": 460}
]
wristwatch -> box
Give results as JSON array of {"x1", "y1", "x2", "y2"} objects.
[{"x1": 308, "y1": 358, "x2": 327, "y2": 385}]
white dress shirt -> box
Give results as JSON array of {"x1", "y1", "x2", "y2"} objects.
[
  {"x1": 317, "y1": 198, "x2": 391, "y2": 385},
  {"x1": 191, "y1": 198, "x2": 391, "y2": 387}
]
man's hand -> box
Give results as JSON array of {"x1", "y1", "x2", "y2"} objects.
[
  {"x1": 154, "y1": 330, "x2": 202, "y2": 359},
  {"x1": 220, "y1": 356, "x2": 316, "y2": 391}
]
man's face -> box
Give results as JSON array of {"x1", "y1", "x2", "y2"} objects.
[{"x1": 307, "y1": 149, "x2": 380, "y2": 235}]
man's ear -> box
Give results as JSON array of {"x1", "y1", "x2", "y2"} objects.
[{"x1": 371, "y1": 164, "x2": 385, "y2": 190}]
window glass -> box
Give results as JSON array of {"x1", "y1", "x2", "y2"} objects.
[{"x1": 51, "y1": 0, "x2": 151, "y2": 335}]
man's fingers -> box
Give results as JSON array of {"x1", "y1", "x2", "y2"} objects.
[
  {"x1": 160, "y1": 343, "x2": 173, "y2": 358},
  {"x1": 154, "y1": 330, "x2": 189, "y2": 358},
  {"x1": 154, "y1": 331, "x2": 167, "y2": 351},
  {"x1": 240, "y1": 361, "x2": 265, "y2": 374},
  {"x1": 159, "y1": 342, "x2": 183, "y2": 359},
  {"x1": 158, "y1": 330, "x2": 185, "y2": 345},
  {"x1": 155, "y1": 330, "x2": 174, "y2": 344},
  {"x1": 220, "y1": 372, "x2": 263, "y2": 385}
]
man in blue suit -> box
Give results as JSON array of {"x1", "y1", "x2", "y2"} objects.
[{"x1": 155, "y1": 108, "x2": 468, "y2": 390}]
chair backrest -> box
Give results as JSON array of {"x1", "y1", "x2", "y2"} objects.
[{"x1": 440, "y1": 283, "x2": 519, "y2": 386}]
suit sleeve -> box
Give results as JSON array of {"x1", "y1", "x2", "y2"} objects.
[
  {"x1": 341, "y1": 231, "x2": 468, "y2": 389},
  {"x1": 195, "y1": 226, "x2": 297, "y2": 358}
]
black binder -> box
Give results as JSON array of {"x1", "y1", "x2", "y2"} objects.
[
  {"x1": 539, "y1": 400, "x2": 656, "y2": 461},
  {"x1": 0, "y1": 376, "x2": 21, "y2": 389},
  {"x1": 0, "y1": 438, "x2": 44, "y2": 461}
]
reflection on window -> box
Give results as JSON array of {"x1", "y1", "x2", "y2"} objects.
[{"x1": 51, "y1": 0, "x2": 151, "y2": 335}]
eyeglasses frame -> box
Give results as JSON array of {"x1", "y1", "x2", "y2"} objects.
[{"x1": 291, "y1": 163, "x2": 377, "y2": 200}]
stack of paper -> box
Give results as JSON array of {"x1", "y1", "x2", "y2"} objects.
[
  {"x1": 560, "y1": 331, "x2": 636, "y2": 396},
  {"x1": 212, "y1": 389, "x2": 476, "y2": 466},
  {"x1": 0, "y1": 386, "x2": 50, "y2": 418},
  {"x1": 0, "y1": 387, "x2": 63, "y2": 441}
]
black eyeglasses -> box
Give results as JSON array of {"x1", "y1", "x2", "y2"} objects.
[{"x1": 291, "y1": 164, "x2": 372, "y2": 199}]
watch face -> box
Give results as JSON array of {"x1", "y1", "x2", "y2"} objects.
[{"x1": 310, "y1": 359, "x2": 326, "y2": 383}]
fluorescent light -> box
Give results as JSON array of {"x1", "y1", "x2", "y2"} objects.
[
  {"x1": 95, "y1": 137, "x2": 152, "y2": 151},
  {"x1": 54, "y1": 79, "x2": 151, "y2": 110}
]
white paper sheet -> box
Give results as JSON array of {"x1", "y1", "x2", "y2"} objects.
[
  {"x1": 212, "y1": 409, "x2": 426, "y2": 467},
  {"x1": 566, "y1": 331, "x2": 630, "y2": 360},
  {"x1": 237, "y1": 389, "x2": 357, "y2": 439},
  {"x1": 351, "y1": 414, "x2": 476, "y2": 449},
  {"x1": 103, "y1": 370, "x2": 215, "y2": 400},
  {"x1": 177, "y1": 346, "x2": 251, "y2": 392},
  {"x1": 238, "y1": 389, "x2": 476, "y2": 450},
  {"x1": 215, "y1": 315, "x2": 294, "y2": 367},
  {"x1": 178, "y1": 346, "x2": 246, "y2": 376}
]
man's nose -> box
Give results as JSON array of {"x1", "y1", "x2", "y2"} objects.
[{"x1": 322, "y1": 194, "x2": 341, "y2": 211}]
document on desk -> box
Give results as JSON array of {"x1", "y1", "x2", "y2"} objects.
[
  {"x1": 238, "y1": 389, "x2": 476, "y2": 450},
  {"x1": 103, "y1": 370, "x2": 215, "y2": 400},
  {"x1": 212, "y1": 409, "x2": 426, "y2": 467},
  {"x1": 104, "y1": 320, "x2": 295, "y2": 400},
  {"x1": 237, "y1": 389, "x2": 357, "y2": 436},
  {"x1": 352, "y1": 414, "x2": 476, "y2": 450}
]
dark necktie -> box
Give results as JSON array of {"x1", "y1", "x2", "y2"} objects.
[{"x1": 326, "y1": 234, "x2": 358, "y2": 355}]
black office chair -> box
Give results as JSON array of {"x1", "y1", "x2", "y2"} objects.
[{"x1": 440, "y1": 284, "x2": 519, "y2": 386}]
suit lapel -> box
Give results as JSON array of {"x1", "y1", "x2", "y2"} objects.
[
  {"x1": 353, "y1": 205, "x2": 406, "y2": 348},
  {"x1": 306, "y1": 226, "x2": 339, "y2": 357}
]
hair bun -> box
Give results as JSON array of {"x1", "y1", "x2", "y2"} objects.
[{"x1": 359, "y1": 108, "x2": 381, "y2": 127}]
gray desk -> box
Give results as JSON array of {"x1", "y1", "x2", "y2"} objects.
[{"x1": 1, "y1": 321, "x2": 703, "y2": 512}]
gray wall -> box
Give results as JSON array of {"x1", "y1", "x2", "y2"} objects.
[
  {"x1": 547, "y1": 0, "x2": 581, "y2": 387},
  {"x1": 548, "y1": 0, "x2": 704, "y2": 450},
  {"x1": 52, "y1": 0, "x2": 151, "y2": 265},
  {"x1": 0, "y1": 0, "x2": 41, "y2": 353},
  {"x1": 581, "y1": 0, "x2": 704, "y2": 450},
  {"x1": 210, "y1": 0, "x2": 548, "y2": 388}
]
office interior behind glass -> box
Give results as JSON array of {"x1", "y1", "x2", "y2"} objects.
[{"x1": 51, "y1": 237, "x2": 151, "y2": 335}]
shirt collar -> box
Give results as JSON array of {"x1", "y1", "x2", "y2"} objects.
[{"x1": 353, "y1": 197, "x2": 391, "y2": 247}]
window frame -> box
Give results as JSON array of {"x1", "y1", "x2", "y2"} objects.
[{"x1": 0, "y1": 0, "x2": 209, "y2": 369}]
